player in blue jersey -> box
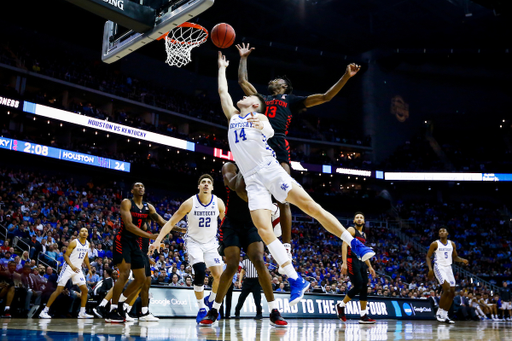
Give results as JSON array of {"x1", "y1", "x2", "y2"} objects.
[{"x1": 216, "y1": 52, "x2": 374, "y2": 307}]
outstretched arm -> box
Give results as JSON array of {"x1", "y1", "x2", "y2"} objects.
[
  {"x1": 303, "y1": 63, "x2": 361, "y2": 108},
  {"x1": 148, "y1": 204, "x2": 167, "y2": 227},
  {"x1": 218, "y1": 52, "x2": 239, "y2": 120},
  {"x1": 236, "y1": 43, "x2": 258, "y2": 96},
  {"x1": 148, "y1": 198, "x2": 193, "y2": 254}
]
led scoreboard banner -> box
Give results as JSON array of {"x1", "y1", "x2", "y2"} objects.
[{"x1": 0, "y1": 137, "x2": 131, "y2": 173}]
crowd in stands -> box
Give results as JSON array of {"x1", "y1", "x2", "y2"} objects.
[
  {"x1": 0, "y1": 165, "x2": 510, "y2": 320},
  {"x1": 0, "y1": 34, "x2": 371, "y2": 149},
  {"x1": 395, "y1": 200, "x2": 512, "y2": 280}
]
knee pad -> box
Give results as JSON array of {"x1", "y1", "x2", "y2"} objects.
[{"x1": 193, "y1": 263, "x2": 206, "y2": 286}]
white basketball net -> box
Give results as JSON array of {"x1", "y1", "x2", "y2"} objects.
[{"x1": 164, "y1": 24, "x2": 208, "y2": 68}]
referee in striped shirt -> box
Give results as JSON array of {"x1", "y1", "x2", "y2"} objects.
[{"x1": 234, "y1": 257, "x2": 262, "y2": 319}]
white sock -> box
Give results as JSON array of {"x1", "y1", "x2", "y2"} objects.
[
  {"x1": 119, "y1": 294, "x2": 128, "y2": 303},
  {"x1": 209, "y1": 292, "x2": 217, "y2": 302},
  {"x1": 197, "y1": 299, "x2": 205, "y2": 309},
  {"x1": 4, "y1": 306, "x2": 9, "y2": 311},
  {"x1": 80, "y1": 307, "x2": 86, "y2": 314},
  {"x1": 99, "y1": 299, "x2": 108, "y2": 307},
  {"x1": 43, "y1": 306, "x2": 49, "y2": 313},
  {"x1": 110, "y1": 305, "x2": 117, "y2": 312},
  {"x1": 339, "y1": 301, "x2": 346, "y2": 307},
  {"x1": 268, "y1": 301, "x2": 277, "y2": 311},
  {"x1": 268, "y1": 240, "x2": 293, "y2": 267},
  {"x1": 282, "y1": 264, "x2": 298, "y2": 280},
  {"x1": 437, "y1": 308, "x2": 445, "y2": 316},
  {"x1": 142, "y1": 307, "x2": 148, "y2": 314},
  {"x1": 341, "y1": 230, "x2": 354, "y2": 245},
  {"x1": 213, "y1": 301, "x2": 221, "y2": 310},
  {"x1": 283, "y1": 243, "x2": 291, "y2": 253},
  {"x1": 360, "y1": 309, "x2": 367, "y2": 317}
]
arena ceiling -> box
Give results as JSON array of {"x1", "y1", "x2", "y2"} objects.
[{"x1": 1, "y1": 0, "x2": 511, "y2": 87}]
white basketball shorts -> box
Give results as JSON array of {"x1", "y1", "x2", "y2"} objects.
[
  {"x1": 185, "y1": 237, "x2": 224, "y2": 268},
  {"x1": 245, "y1": 160, "x2": 298, "y2": 211},
  {"x1": 57, "y1": 263, "x2": 86, "y2": 287},
  {"x1": 434, "y1": 263, "x2": 456, "y2": 287},
  {"x1": 501, "y1": 301, "x2": 512, "y2": 310}
]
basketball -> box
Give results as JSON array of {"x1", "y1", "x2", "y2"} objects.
[{"x1": 211, "y1": 23, "x2": 236, "y2": 49}]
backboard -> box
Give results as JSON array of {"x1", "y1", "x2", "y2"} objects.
[{"x1": 101, "y1": 0, "x2": 214, "y2": 63}]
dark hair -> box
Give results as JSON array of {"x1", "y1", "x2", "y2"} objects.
[
  {"x1": 131, "y1": 182, "x2": 143, "y2": 189},
  {"x1": 198, "y1": 174, "x2": 214, "y2": 186},
  {"x1": 276, "y1": 75, "x2": 293, "y2": 94},
  {"x1": 254, "y1": 93, "x2": 267, "y2": 114},
  {"x1": 354, "y1": 211, "x2": 365, "y2": 218},
  {"x1": 439, "y1": 226, "x2": 449, "y2": 233}
]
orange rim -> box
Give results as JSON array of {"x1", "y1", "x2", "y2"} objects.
[{"x1": 157, "y1": 22, "x2": 209, "y2": 43}]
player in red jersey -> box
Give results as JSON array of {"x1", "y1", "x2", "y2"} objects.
[
  {"x1": 236, "y1": 43, "x2": 361, "y2": 272},
  {"x1": 105, "y1": 182, "x2": 165, "y2": 323}
]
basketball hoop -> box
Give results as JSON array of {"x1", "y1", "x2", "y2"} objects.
[{"x1": 164, "y1": 22, "x2": 208, "y2": 68}]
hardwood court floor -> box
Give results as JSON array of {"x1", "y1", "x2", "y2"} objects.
[{"x1": 1, "y1": 318, "x2": 511, "y2": 340}]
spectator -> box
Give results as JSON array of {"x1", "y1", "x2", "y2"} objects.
[
  {"x1": 21, "y1": 264, "x2": 43, "y2": 315},
  {"x1": 0, "y1": 251, "x2": 13, "y2": 268},
  {"x1": 87, "y1": 268, "x2": 100, "y2": 288},
  {"x1": 169, "y1": 274, "x2": 180, "y2": 287}
]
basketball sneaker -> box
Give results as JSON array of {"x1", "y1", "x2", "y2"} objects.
[
  {"x1": 93, "y1": 306, "x2": 106, "y2": 318},
  {"x1": 199, "y1": 308, "x2": 219, "y2": 326},
  {"x1": 105, "y1": 308, "x2": 125, "y2": 323},
  {"x1": 270, "y1": 309, "x2": 288, "y2": 327},
  {"x1": 78, "y1": 312, "x2": 94, "y2": 319},
  {"x1": 39, "y1": 310, "x2": 51, "y2": 319},
  {"x1": 139, "y1": 312, "x2": 159, "y2": 322},
  {"x1": 436, "y1": 313, "x2": 445, "y2": 322},
  {"x1": 204, "y1": 295, "x2": 214, "y2": 310},
  {"x1": 336, "y1": 303, "x2": 347, "y2": 322},
  {"x1": 359, "y1": 314, "x2": 376, "y2": 324},
  {"x1": 196, "y1": 308, "x2": 208, "y2": 324},
  {"x1": 288, "y1": 276, "x2": 310, "y2": 306},
  {"x1": 444, "y1": 317, "x2": 455, "y2": 324},
  {"x1": 125, "y1": 312, "x2": 138, "y2": 322},
  {"x1": 350, "y1": 239, "x2": 375, "y2": 262}
]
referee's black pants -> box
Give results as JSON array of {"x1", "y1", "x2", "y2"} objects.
[{"x1": 234, "y1": 278, "x2": 262, "y2": 315}]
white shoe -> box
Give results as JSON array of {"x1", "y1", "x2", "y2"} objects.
[
  {"x1": 125, "y1": 314, "x2": 137, "y2": 322},
  {"x1": 444, "y1": 317, "x2": 455, "y2": 324},
  {"x1": 436, "y1": 314, "x2": 445, "y2": 322},
  {"x1": 39, "y1": 310, "x2": 52, "y2": 319},
  {"x1": 78, "y1": 312, "x2": 94, "y2": 319},
  {"x1": 139, "y1": 312, "x2": 159, "y2": 322}
]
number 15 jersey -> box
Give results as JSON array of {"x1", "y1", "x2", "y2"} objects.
[{"x1": 186, "y1": 194, "x2": 219, "y2": 244}]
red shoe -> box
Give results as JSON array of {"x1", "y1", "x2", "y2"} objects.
[
  {"x1": 199, "y1": 308, "x2": 218, "y2": 326},
  {"x1": 2, "y1": 309, "x2": 11, "y2": 318},
  {"x1": 270, "y1": 309, "x2": 288, "y2": 327},
  {"x1": 336, "y1": 303, "x2": 347, "y2": 322},
  {"x1": 359, "y1": 314, "x2": 376, "y2": 324}
]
